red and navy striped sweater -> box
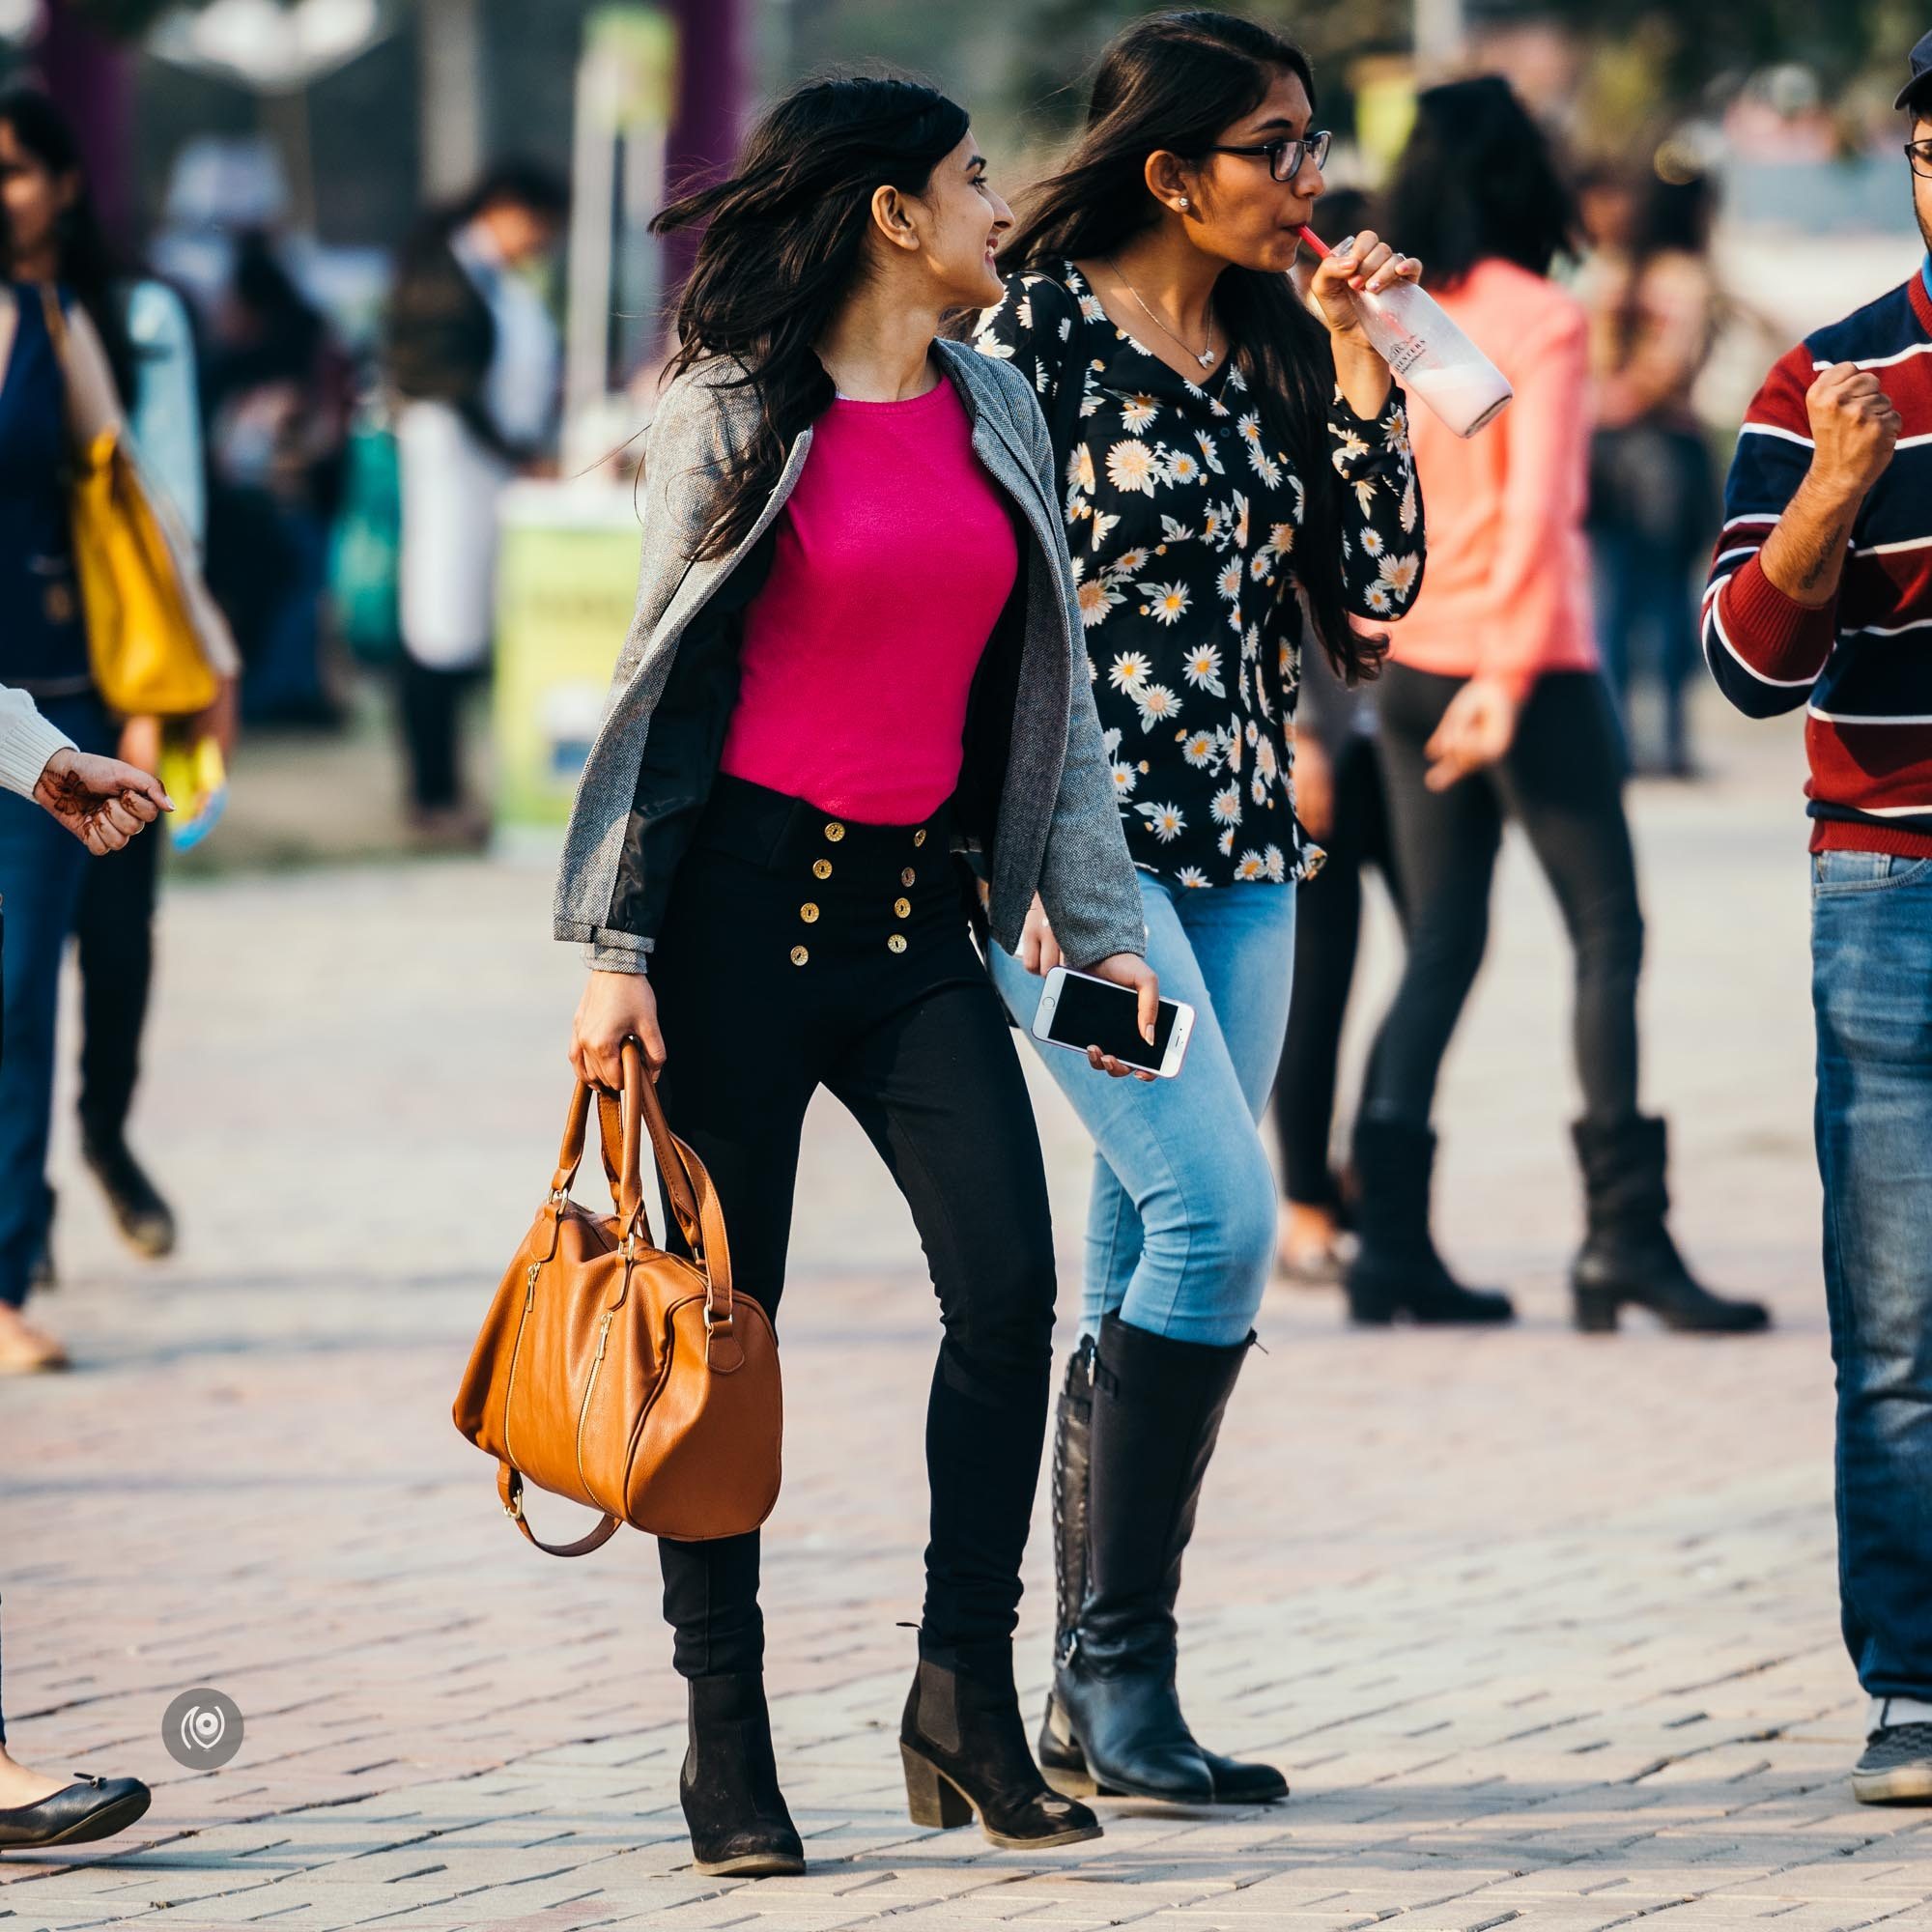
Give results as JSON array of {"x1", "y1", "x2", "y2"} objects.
[{"x1": 1705, "y1": 265, "x2": 1932, "y2": 854}]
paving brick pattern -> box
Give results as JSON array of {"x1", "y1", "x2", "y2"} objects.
[{"x1": 4, "y1": 708, "x2": 1928, "y2": 1929}]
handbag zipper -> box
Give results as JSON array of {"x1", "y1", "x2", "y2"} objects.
[
  {"x1": 501, "y1": 1261, "x2": 542, "y2": 1468},
  {"x1": 576, "y1": 1309, "x2": 615, "y2": 1500}
]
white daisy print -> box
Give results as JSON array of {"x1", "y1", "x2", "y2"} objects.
[
  {"x1": 1176, "y1": 865, "x2": 1210, "y2": 889},
  {"x1": 1068, "y1": 443, "x2": 1096, "y2": 494},
  {"x1": 1378, "y1": 553, "x2": 1422, "y2": 600},
  {"x1": 1167, "y1": 450, "x2": 1201, "y2": 485},
  {"x1": 1141, "y1": 582, "x2": 1191, "y2": 626},
  {"x1": 1183, "y1": 643, "x2": 1225, "y2": 696},
  {"x1": 1134, "y1": 683, "x2": 1181, "y2": 730},
  {"x1": 1121, "y1": 394, "x2": 1160, "y2": 433},
  {"x1": 1111, "y1": 759, "x2": 1139, "y2": 797},
  {"x1": 1235, "y1": 851, "x2": 1267, "y2": 881},
  {"x1": 1137, "y1": 801, "x2": 1185, "y2": 842},
  {"x1": 1107, "y1": 440, "x2": 1159, "y2": 497},
  {"x1": 1264, "y1": 844, "x2": 1288, "y2": 881},
  {"x1": 1108, "y1": 650, "x2": 1152, "y2": 692},
  {"x1": 1196, "y1": 430, "x2": 1225, "y2": 474},
  {"x1": 1089, "y1": 510, "x2": 1122, "y2": 552},
  {"x1": 1216, "y1": 558, "x2": 1243, "y2": 603},
  {"x1": 1210, "y1": 782, "x2": 1242, "y2": 824},
  {"x1": 1078, "y1": 578, "x2": 1125, "y2": 629},
  {"x1": 1181, "y1": 729, "x2": 1217, "y2": 768},
  {"x1": 1218, "y1": 826, "x2": 1236, "y2": 857}
]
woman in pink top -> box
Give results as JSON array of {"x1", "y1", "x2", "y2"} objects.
[
  {"x1": 1347, "y1": 78, "x2": 1765, "y2": 1337},
  {"x1": 559, "y1": 75, "x2": 1157, "y2": 1876}
]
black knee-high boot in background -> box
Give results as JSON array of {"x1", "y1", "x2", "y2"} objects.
[
  {"x1": 678, "y1": 1673, "x2": 805, "y2": 1878},
  {"x1": 1571, "y1": 1116, "x2": 1770, "y2": 1334},
  {"x1": 1037, "y1": 1333, "x2": 1287, "y2": 1804},
  {"x1": 1045, "y1": 1313, "x2": 1288, "y2": 1804}
]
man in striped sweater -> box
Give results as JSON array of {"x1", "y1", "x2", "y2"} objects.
[{"x1": 1705, "y1": 35, "x2": 1932, "y2": 1807}]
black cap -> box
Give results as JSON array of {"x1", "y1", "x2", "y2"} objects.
[{"x1": 1897, "y1": 30, "x2": 1932, "y2": 111}]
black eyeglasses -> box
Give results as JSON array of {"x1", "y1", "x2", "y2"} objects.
[
  {"x1": 1203, "y1": 129, "x2": 1332, "y2": 183},
  {"x1": 1907, "y1": 139, "x2": 1932, "y2": 178}
]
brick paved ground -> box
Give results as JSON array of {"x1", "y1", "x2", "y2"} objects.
[{"x1": 5, "y1": 702, "x2": 1929, "y2": 1930}]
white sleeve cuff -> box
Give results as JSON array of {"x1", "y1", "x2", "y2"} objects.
[{"x1": 0, "y1": 696, "x2": 75, "y2": 800}]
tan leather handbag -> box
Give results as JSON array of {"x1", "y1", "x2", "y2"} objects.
[{"x1": 453, "y1": 1042, "x2": 781, "y2": 1555}]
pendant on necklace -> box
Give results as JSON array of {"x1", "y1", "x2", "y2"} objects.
[{"x1": 1198, "y1": 349, "x2": 1216, "y2": 368}]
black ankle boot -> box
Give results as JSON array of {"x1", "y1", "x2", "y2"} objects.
[
  {"x1": 1037, "y1": 1335, "x2": 1286, "y2": 1805},
  {"x1": 901, "y1": 1638, "x2": 1101, "y2": 1849},
  {"x1": 79, "y1": 1130, "x2": 176, "y2": 1260},
  {"x1": 679, "y1": 1673, "x2": 805, "y2": 1877},
  {"x1": 1347, "y1": 1119, "x2": 1515, "y2": 1325},
  {"x1": 1570, "y1": 1116, "x2": 1769, "y2": 1335}
]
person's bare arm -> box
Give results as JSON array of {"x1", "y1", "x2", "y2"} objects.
[{"x1": 1758, "y1": 362, "x2": 1901, "y2": 610}]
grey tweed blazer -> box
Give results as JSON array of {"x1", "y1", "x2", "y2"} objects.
[{"x1": 553, "y1": 336, "x2": 1146, "y2": 973}]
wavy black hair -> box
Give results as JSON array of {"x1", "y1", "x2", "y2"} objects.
[
  {"x1": 651, "y1": 74, "x2": 970, "y2": 562},
  {"x1": 1000, "y1": 9, "x2": 1380, "y2": 684},
  {"x1": 0, "y1": 86, "x2": 137, "y2": 405},
  {"x1": 1382, "y1": 75, "x2": 1579, "y2": 292}
]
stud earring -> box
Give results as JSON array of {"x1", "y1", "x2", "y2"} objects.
[{"x1": 1178, "y1": 197, "x2": 1190, "y2": 210}]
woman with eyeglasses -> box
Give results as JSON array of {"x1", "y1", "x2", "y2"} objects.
[{"x1": 973, "y1": 9, "x2": 1424, "y2": 1807}]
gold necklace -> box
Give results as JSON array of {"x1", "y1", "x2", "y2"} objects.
[{"x1": 1102, "y1": 256, "x2": 1219, "y2": 369}]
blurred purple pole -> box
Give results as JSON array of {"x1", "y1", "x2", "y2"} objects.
[
  {"x1": 36, "y1": 0, "x2": 134, "y2": 246},
  {"x1": 660, "y1": 0, "x2": 745, "y2": 308}
]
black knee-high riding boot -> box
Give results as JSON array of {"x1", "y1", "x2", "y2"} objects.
[
  {"x1": 1046, "y1": 1313, "x2": 1278, "y2": 1804},
  {"x1": 1037, "y1": 1332, "x2": 1287, "y2": 1804}
]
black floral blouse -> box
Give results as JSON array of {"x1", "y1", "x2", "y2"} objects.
[{"x1": 974, "y1": 261, "x2": 1424, "y2": 887}]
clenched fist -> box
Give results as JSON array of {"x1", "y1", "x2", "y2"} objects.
[{"x1": 1807, "y1": 361, "x2": 1903, "y2": 500}]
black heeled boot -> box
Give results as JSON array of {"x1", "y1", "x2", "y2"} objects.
[
  {"x1": 1571, "y1": 1117, "x2": 1770, "y2": 1335},
  {"x1": 679, "y1": 1672, "x2": 805, "y2": 1877},
  {"x1": 1047, "y1": 1315, "x2": 1263, "y2": 1804},
  {"x1": 900, "y1": 1638, "x2": 1101, "y2": 1849},
  {"x1": 1347, "y1": 1119, "x2": 1516, "y2": 1325},
  {"x1": 1037, "y1": 1335, "x2": 1287, "y2": 1804}
]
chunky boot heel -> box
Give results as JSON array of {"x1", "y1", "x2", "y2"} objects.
[
  {"x1": 679, "y1": 1673, "x2": 805, "y2": 1878},
  {"x1": 901, "y1": 1641, "x2": 1101, "y2": 1849},
  {"x1": 1573, "y1": 1283, "x2": 1619, "y2": 1333},
  {"x1": 1571, "y1": 1118, "x2": 1769, "y2": 1336},
  {"x1": 1345, "y1": 1277, "x2": 1398, "y2": 1325},
  {"x1": 900, "y1": 1743, "x2": 974, "y2": 1828}
]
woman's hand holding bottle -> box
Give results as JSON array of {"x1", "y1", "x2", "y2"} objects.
[{"x1": 1306, "y1": 229, "x2": 1424, "y2": 418}]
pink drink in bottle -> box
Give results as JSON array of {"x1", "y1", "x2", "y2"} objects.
[{"x1": 1298, "y1": 227, "x2": 1514, "y2": 439}]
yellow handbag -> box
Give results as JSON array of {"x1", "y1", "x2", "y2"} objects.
[{"x1": 39, "y1": 286, "x2": 221, "y2": 719}]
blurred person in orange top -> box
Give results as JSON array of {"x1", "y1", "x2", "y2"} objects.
[
  {"x1": 1583, "y1": 163, "x2": 1722, "y2": 776},
  {"x1": 1345, "y1": 77, "x2": 1767, "y2": 1338}
]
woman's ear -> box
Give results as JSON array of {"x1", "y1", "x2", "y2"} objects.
[
  {"x1": 54, "y1": 167, "x2": 82, "y2": 216},
  {"x1": 869, "y1": 182, "x2": 923, "y2": 253},
  {"x1": 1145, "y1": 150, "x2": 1196, "y2": 219}
]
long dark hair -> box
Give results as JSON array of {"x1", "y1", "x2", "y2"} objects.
[
  {"x1": 0, "y1": 87, "x2": 137, "y2": 405},
  {"x1": 1382, "y1": 76, "x2": 1578, "y2": 293},
  {"x1": 1001, "y1": 10, "x2": 1378, "y2": 684},
  {"x1": 651, "y1": 75, "x2": 970, "y2": 562},
  {"x1": 1606, "y1": 166, "x2": 1716, "y2": 368}
]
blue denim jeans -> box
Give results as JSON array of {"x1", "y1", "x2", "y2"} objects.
[
  {"x1": 0, "y1": 692, "x2": 111, "y2": 1310},
  {"x1": 989, "y1": 874, "x2": 1296, "y2": 1347},
  {"x1": 1811, "y1": 847, "x2": 1932, "y2": 1701}
]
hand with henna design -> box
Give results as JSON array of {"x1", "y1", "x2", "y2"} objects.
[{"x1": 32, "y1": 748, "x2": 173, "y2": 855}]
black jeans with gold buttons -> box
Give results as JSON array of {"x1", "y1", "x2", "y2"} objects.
[{"x1": 648, "y1": 776, "x2": 1059, "y2": 1678}]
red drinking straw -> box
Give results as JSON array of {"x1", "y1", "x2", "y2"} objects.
[{"x1": 1296, "y1": 225, "x2": 1332, "y2": 259}]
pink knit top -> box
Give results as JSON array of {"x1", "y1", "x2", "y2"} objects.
[{"x1": 719, "y1": 377, "x2": 1020, "y2": 823}]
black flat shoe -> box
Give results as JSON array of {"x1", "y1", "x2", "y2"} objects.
[
  {"x1": 0, "y1": 1775, "x2": 151, "y2": 1851},
  {"x1": 679, "y1": 1673, "x2": 805, "y2": 1877},
  {"x1": 901, "y1": 1641, "x2": 1101, "y2": 1850},
  {"x1": 81, "y1": 1133, "x2": 177, "y2": 1260}
]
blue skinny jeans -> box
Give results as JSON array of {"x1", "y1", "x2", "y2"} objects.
[{"x1": 989, "y1": 873, "x2": 1296, "y2": 1347}]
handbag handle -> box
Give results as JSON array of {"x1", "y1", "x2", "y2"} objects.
[{"x1": 548, "y1": 1043, "x2": 740, "y2": 1352}]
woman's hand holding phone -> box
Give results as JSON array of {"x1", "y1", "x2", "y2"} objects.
[
  {"x1": 571, "y1": 968, "x2": 668, "y2": 1092},
  {"x1": 1019, "y1": 894, "x2": 1158, "y2": 1080}
]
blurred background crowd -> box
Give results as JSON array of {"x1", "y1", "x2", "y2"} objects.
[{"x1": 0, "y1": 0, "x2": 1919, "y2": 853}]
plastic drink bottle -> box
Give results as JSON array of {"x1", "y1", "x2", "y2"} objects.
[{"x1": 1298, "y1": 227, "x2": 1514, "y2": 439}]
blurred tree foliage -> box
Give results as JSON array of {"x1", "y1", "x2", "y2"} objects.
[{"x1": 1008, "y1": 0, "x2": 1914, "y2": 125}]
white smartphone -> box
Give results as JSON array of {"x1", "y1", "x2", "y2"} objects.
[{"x1": 1032, "y1": 967, "x2": 1194, "y2": 1079}]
